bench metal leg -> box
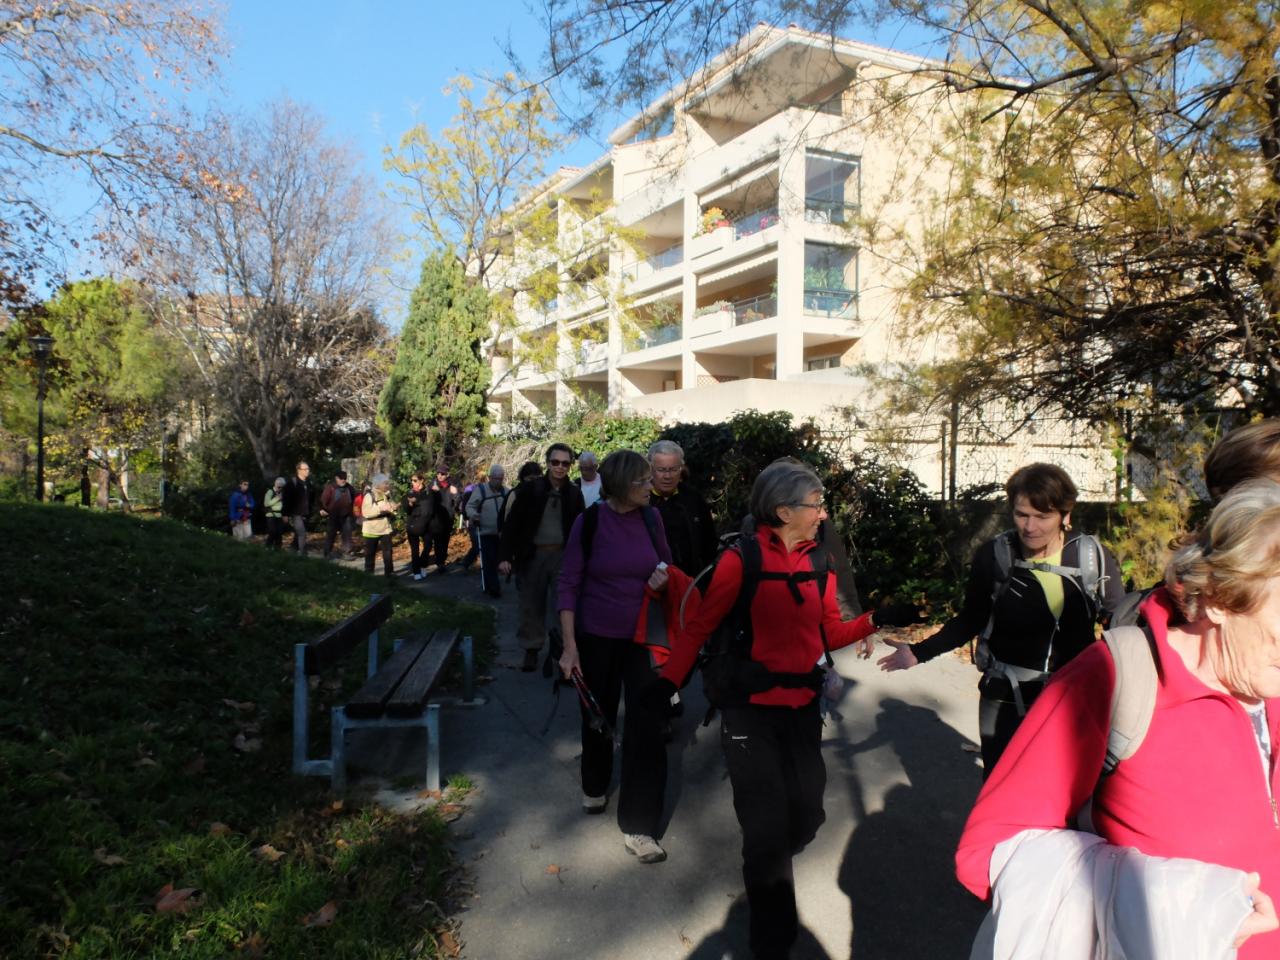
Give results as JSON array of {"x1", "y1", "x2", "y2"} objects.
[
  {"x1": 426, "y1": 703, "x2": 441, "y2": 794},
  {"x1": 331, "y1": 707, "x2": 348, "y2": 792},
  {"x1": 293, "y1": 644, "x2": 309, "y2": 775},
  {"x1": 462, "y1": 635, "x2": 474, "y2": 703}
]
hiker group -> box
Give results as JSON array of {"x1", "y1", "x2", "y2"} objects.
[{"x1": 491, "y1": 426, "x2": 1280, "y2": 960}]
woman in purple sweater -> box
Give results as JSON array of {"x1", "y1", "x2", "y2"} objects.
[{"x1": 558, "y1": 449, "x2": 673, "y2": 864}]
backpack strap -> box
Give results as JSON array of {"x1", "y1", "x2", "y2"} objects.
[
  {"x1": 1101, "y1": 625, "x2": 1159, "y2": 775},
  {"x1": 727, "y1": 536, "x2": 763, "y2": 659},
  {"x1": 975, "y1": 531, "x2": 1017, "y2": 663},
  {"x1": 1077, "y1": 625, "x2": 1159, "y2": 832}
]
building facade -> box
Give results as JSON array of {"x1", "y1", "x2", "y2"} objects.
[{"x1": 487, "y1": 25, "x2": 1119, "y2": 499}]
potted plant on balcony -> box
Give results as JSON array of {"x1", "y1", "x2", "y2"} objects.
[{"x1": 699, "y1": 206, "x2": 732, "y2": 234}]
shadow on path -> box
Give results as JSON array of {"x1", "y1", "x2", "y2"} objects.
[
  {"x1": 685, "y1": 895, "x2": 834, "y2": 960},
  {"x1": 835, "y1": 698, "x2": 987, "y2": 959}
]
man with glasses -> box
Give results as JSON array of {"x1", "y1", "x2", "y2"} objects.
[
  {"x1": 647, "y1": 440, "x2": 718, "y2": 579},
  {"x1": 575, "y1": 450, "x2": 603, "y2": 507},
  {"x1": 499, "y1": 443, "x2": 586, "y2": 671}
]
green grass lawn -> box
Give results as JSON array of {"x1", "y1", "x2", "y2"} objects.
[{"x1": 0, "y1": 503, "x2": 494, "y2": 958}]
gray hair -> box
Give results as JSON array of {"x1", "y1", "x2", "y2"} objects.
[
  {"x1": 274, "y1": 476, "x2": 286, "y2": 488},
  {"x1": 489, "y1": 463, "x2": 505, "y2": 478},
  {"x1": 578, "y1": 451, "x2": 598, "y2": 467},
  {"x1": 648, "y1": 439, "x2": 685, "y2": 463},
  {"x1": 371, "y1": 472, "x2": 391, "y2": 491},
  {"x1": 750, "y1": 459, "x2": 822, "y2": 528}
]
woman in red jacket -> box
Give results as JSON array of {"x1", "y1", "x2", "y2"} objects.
[
  {"x1": 956, "y1": 480, "x2": 1280, "y2": 958},
  {"x1": 650, "y1": 458, "x2": 914, "y2": 960}
]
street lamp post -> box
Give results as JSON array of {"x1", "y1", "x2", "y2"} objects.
[{"x1": 28, "y1": 335, "x2": 53, "y2": 502}]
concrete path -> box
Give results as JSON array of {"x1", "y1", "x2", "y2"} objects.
[{"x1": 371, "y1": 566, "x2": 990, "y2": 960}]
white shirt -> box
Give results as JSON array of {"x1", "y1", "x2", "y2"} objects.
[{"x1": 578, "y1": 476, "x2": 602, "y2": 507}]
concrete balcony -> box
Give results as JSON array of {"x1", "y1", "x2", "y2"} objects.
[
  {"x1": 686, "y1": 107, "x2": 849, "y2": 196},
  {"x1": 623, "y1": 375, "x2": 864, "y2": 426},
  {"x1": 624, "y1": 242, "x2": 684, "y2": 290}
]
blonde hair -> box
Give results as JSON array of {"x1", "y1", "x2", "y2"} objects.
[{"x1": 1165, "y1": 479, "x2": 1280, "y2": 621}]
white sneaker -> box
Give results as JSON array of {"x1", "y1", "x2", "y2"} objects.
[
  {"x1": 623, "y1": 833, "x2": 666, "y2": 863},
  {"x1": 413, "y1": 572, "x2": 425, "y2": 581},
  {"x1": 582, "y1": 793, "x2": 607, "y2": 814}
]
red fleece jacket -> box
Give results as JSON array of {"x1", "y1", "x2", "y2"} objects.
[
  {"x1": 659, "y1": 526, "x2": 876, "y2": 708},
  {"x1": 956, "y1": 589, "x2": 1280, "y2": 959}
]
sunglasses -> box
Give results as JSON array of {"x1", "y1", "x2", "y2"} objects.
[{"x1": 548, "y1": 458, "x2": 572, "y2": 467}]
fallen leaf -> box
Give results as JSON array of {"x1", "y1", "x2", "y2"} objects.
[
  {"x1": 300, "y1": 900, "x2": 338, "y2": 928},
  {"x1": 252, "y1": 844, "x2": 285, "y2": 863},
  {"x1": 232, "y1": 733, "x2": 262, "y2": 753},
  {"x1": 334, "y1": 837, "x2": 349, "y2": 849},
  {"x1": 155, "y1": 883, "x2": 200, "y2": 913},
  {"x1": 209, "y1": 822, "x2": 233, "y2": 837},
  {"x1": 544, "y1": 864, "x2": 560, "y2": 875},
  {"x1": 439, "y1": 929, "x2": 461, "y2": 956},
  {"x1": 221, "y1": 698, "x2": 256, "y2": 712},
  {"x1": 416, "y1": 788, "x2": 442, "y2": 800},
  {"x1": 133, "y1": 757, "x2": 158, "y2": 768},
  {"x1": 438, "y1": 803, "x2": 464, "y2": 823},
  {"x1": 94, "y1": 847, "x2": 127, "y2": 866},
  {"x1": 235, "y1": 932, "x2": 266, "y2": 956},
  {"x1": 238, "y1": 609, "x2": 256, "y2": 628}
]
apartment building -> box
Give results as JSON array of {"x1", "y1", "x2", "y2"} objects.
[{"x1": 487, "y1": 24, "x2": 1118, "y2": 498}]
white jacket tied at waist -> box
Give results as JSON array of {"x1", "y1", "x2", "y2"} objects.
[{"x1": 972, "y1": 829, "x2": 1251, "y2": 960}]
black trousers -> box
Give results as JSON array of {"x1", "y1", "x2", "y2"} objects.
[
  {"x1": 479, "y1": 533, "x2": 501, "y2": 596},
  {"x1": 363, "y1": 534, "x2": 393, "y2": 576},
  {"x1": 430, "y1": 527, "x2": 451, "y2": 569},
  {"x1": 324, "y1": 514, "x2": 354, "y2": 557},
  {"x1": 576, "y1": 632, "x2": 666, "y2": 837},
  {"x1": 407, "y1": 531, "x2": 426, "y2": 574},
  {"x1": 721, "y1": 700, "x2": 826, "y2": 960},
  {"x1": 977, "y1": 679, "x2": 1045, "y2": 778},
  {"x1": 460, "y1": 525, "x2": 480, "y2": 567},
  {"x1": 265, "y1": 517, "x2": 284, "y2": 549}
]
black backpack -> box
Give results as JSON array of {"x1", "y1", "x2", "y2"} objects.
[{"x1": 688, "y1": 520, "x2": 833, "y2": 713}]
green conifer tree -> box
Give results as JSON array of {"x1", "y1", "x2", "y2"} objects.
[{"x1": 378, "y1": 253, "x2": 492, "y2": 461}]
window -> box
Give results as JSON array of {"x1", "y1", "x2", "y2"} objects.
[
  {"x1": 805, "y1": 355, "x2": 842, "y2": 371},
  {"x1": 803, "y1": 243, "x2": 858, "y2": 320},
  {"x1": 805, "y1": 152, "x2": 860, "y2": 225}
]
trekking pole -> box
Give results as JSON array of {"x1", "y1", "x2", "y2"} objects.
[{"x1": 570, "y1": 667, "x2": 613, "y2": 738}]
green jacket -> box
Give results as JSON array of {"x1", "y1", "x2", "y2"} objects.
[{"x1": 264, "y1": 489, "x2": 284, "y2": 519}]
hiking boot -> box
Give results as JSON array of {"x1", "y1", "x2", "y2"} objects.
[
  {"x1": 623, "y1": 834, "x2": 666, "y2": 864},
  {"x1": 582, "y1": 793, "x2": 607, "y2": 814},
  {"x1": 521, "y1": 649, "x2": 539, "y2": 672}
]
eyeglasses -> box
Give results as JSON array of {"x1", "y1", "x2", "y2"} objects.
[
  {"x1": 787, "y1": 500, "x2": 827, "y2": 512},
  {"x1": 631, "y1": 475, "x2": 654, "y2": 487},
  {"x1": 548, "y1": 458, "x2": 572, "y2": 467},
  {"x1": 653, "y1": 466, "x2": 681, "y2": 475}
]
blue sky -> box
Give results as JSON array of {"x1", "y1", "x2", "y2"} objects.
[{"x1": 219, "y1": 1, "x2": 611, "y2": 194}]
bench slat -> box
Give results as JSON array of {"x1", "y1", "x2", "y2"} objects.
[
  {"x1": 385, "y1": 629, "x2": 461, "y2": 717},
  {"x1": 344, "y1": 633, "x2": 432, "y2": 719},
  {"x1": 305, "y1": 594, "x2": 394, "y2": 674}
]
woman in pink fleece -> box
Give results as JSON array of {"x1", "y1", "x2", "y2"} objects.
[{"x1": 957, "y1": 480, "x2": 1280, "y2": 957}]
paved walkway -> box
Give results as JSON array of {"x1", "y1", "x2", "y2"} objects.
[{"x1": 368, "y1": 565, "x2": 989, "y2": 960}]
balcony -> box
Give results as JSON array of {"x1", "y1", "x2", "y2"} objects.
[
  {"x1": 626, "y1": 242, "x2": 684, "y2": 286},
  {"x1": 804, "y1": 198, "x2": 859, "y2": 226},
  {"x1": 733, "y1": 207, "x2": 779, "y2": 240},
  {"x1": 802, "y1": 288, "x2": 857, "y2": 321},
  {"x1": 637, "y1": 324, "x2": 681, "y2": 349},
  {"x1": 691, "y1": 293, "x2": 777, "y2": 337}
]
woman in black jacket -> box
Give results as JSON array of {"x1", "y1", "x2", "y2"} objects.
[
  {"x1": 879, "y1": 462, "x2": 1124, "y2": 775},
  {"x1": 403, "y1": 473, "x2": 433, "y2": 581}
]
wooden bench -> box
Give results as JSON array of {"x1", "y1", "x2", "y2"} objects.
[{"x1": 292, "y1": 593, "x2": 481, "y2": 792}]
